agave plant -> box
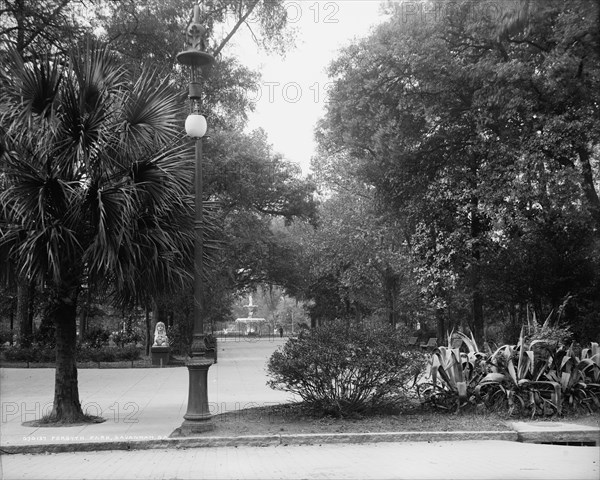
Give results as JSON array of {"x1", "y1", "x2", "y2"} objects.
[
  {"x1": 476, "y1": 329, "x2": 562, "y2": 417},
  {"x1": 580, "y1": 342, "x2": 600, "y2": 383},
  {"x1": 421, "y1": 324, "x2": 599, "y2": 417},
  {"x1": 0, "y1": 43, "x2": 219, "y2": 422},
  {"x1": 418, "y1": 331, "x2": 487, "y2": 412},
  {"x1": 543, "y1": 343, "x2": 600, "y2": 413},
  {"x1": 580, "y1": 343, "x2": 600, "y2": 409}
]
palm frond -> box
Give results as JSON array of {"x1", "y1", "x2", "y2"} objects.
[
  {"x1": 70, "y1": 40, "x2": 128, "y2": 109},
  {"x1": 119, "y1": 69, "x2": 182, "y2": 152},
  {"x1": 0, "y1": 50, "x2": 62, "y2": 129}
]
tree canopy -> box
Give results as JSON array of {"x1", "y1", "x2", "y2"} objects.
[{"x1": 315, "y1": 0, "x2": 600, "y2": 343}]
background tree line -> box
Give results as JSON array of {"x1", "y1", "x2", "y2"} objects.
[{"x1": 290, "y1": 0, "x2": 600, "y2": 344}]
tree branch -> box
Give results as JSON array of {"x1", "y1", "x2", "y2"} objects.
[
  {"x1": 214, "y1": 0, "x2": 260, "y2": 57},
  {"x1": 20, "y1": 0, "x2": 74, "y2": 52},
  {"x1": 507, "y1": 37, "x2": 549, "y2": 53}
]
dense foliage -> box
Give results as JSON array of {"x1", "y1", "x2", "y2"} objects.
[
  {"x1": 420, "y1": 328, "x2": 600, "y2": 417},
  {"x1": 314, "y1": 0, "x2": 600, "y2": 343},
  {"x1": 294, "y1": 169, "x2": 428, "y2": 328},
  {"x1": 267, "y1": 321, "x2": 427, "y2": 416}
]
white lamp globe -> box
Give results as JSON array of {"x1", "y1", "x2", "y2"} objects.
[{"x1": 185, "y1": 114, "x2": 207, "y2": 138}]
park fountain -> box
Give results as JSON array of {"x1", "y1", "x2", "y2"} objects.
[{"x1": 235, "y1": 294, "x2": 268, "y2": 335}]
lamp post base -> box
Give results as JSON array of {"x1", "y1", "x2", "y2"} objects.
[
  {"x1": 170, "y1": 356, "x2": 214, "y2": 437},
  {"x1": 171, "y1": 418, "x2": 215, "y2": 437}
]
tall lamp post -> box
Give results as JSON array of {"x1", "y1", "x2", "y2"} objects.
[{"x1": 173, "y1": 2, "x2": 215, "y2": 436}]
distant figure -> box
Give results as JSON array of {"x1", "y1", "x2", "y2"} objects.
[
  {"x1": 153, "y1": 321, "x2": 169, "y2": 347},
  {"x1": 279, "y1": 326, "x2": 284, "y2": 338}
]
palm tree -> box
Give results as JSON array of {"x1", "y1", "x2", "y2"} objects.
[{"x1": 0, "y1": 42, "x2": 197, "y2": 423}]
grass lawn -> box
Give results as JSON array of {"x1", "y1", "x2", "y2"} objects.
[{"x1": 208, "y1": 401, "x2": 599, "y2": 437}]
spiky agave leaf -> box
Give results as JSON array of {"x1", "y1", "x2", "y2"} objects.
[{"x1": 454, "y1": 330, "x2": 480, "y2": 354}]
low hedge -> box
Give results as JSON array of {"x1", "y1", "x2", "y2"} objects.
[
  {"x1": 2, "y1": 345, "x2": 55, "y2": 364},
  {"x1": 1, "y1": 344, "x2": 142, "y2": 366}
]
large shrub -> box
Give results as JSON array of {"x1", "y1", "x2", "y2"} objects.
[{"x1": 267, "y1": 321, "x2": 427, "y2": 416}]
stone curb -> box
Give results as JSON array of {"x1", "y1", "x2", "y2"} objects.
[
  {"x1": 1, "y1": 430, "x2": 518, "y2": 455},
  {"x1": 514, "y1": 428, "x2": 600, "y2": 445}
]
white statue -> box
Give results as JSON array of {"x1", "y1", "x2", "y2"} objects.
[{"x1": 153, "y1": 321, "x2": 169, "y2": 347}]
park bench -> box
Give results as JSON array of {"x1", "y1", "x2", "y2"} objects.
[{"x1": 420, "y1": 337, "x2": 437, "y2": 351}]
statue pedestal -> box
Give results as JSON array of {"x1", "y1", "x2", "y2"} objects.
[{"x1": 151, "y1": 346, "x2": 170, "y2": 366}]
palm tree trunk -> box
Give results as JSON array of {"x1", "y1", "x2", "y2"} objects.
[
  {"x1": 78, "y1": 287, "x2": 92, "y2": 339},
  {"x1": 145, "y1": 303, "x2": 152, "y2": 356},
  {"x1": 49, "y1": 284, "x2": 85, "y2": 422},
  {"x1": 383, "y1": 267, "x2": 399, "y2": 329},
  {"x1": 17, "y1": 277, "x2": 33, "y2": 344},
  {"x1": 436, "y1": 307, "x2": 446, "y2": 342}
]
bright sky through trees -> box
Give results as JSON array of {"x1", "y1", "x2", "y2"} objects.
[{"x1": 222, "y1": 1, "x2": 387, "y2": 174}]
